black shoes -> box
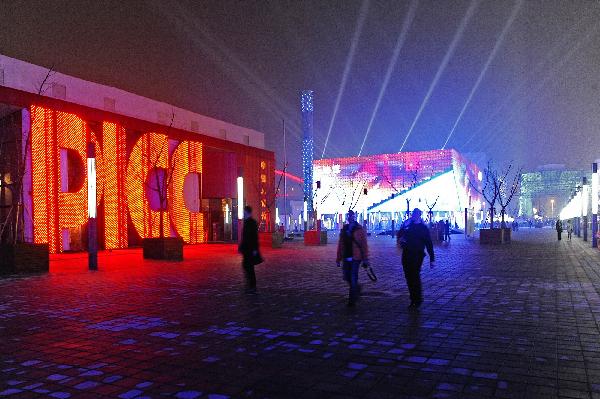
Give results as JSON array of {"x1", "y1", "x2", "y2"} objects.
[{"x1": 408, "y1": 300, "x2": 423, "y2": 309}]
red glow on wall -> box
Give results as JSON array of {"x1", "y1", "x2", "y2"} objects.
[
  {"x1": 31, "y1": 106, "x2": 88, "y2": 253},
  {"x1": 98, "y1": 122, "x2": 128, "y2": 249},
  {"x1": 170, "y1": 141, "x2": 204, "y2": 244},
  {"x1": 126, "y1": 132, "x2": 171, "y2": 239}
]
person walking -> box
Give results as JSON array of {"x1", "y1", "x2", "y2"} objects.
[
  {"x1": 555, "y1": 219, "x2": 563, "y2": 241},
  {"x1": 397, "y1": 208, "x2": 435, "y2": 309},
  {"x1": 444, "y1": 220, "x2": 451, "y2": 241},
  {"x1": 437, "y1": 220, "x2": 444, "y2": 242},
  {"x1": 567, "y1": 219, "x2": 573, "y2": 241},
  {"x1": 239, "y1": 206, "x2": 261, "y2": 293},
  {"x1": 336, "y1": 210, "x2": 369, "y2": 307}
]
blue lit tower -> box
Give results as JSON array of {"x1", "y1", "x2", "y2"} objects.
[{"x1": 301, "y1": 90, "x2": 314, "y2": 214}]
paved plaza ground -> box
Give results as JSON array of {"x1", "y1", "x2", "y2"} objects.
[{"x1": 2, "y1": 228, "x2": 600, "y2": 398}]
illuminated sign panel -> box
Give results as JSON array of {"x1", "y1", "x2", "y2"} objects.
[{"x1": 30, "y1": 105, "x2": 206, "y2": 252}]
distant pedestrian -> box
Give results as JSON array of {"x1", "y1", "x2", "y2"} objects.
[
  {"x1": 238, "y1": 206, "x2": 261, "y2": 293},
  {"x1": 555, "y1": 219, "x2": 563, "y2": 241},
  {"x1": 336, "y1": 210, "x2": 369, "y2": 307},
  {"x1": 437, "y1": 220, "x2": 444, "y2": 241},
  {"x1": 397, "y1": 208, "x2": 435, "y2": 309},
  {"x1": 444, "y1": 220, "x2": 451, "y2": 241},
  {"x1": 567, "y1": 220, "x2": 573, "y2": 241}
]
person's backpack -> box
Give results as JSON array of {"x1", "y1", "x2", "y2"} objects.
[{"x1": 397, "y1": 221, "x2": 410, "y2": 248}]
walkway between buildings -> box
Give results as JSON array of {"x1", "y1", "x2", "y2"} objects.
[{"x1": 1, "y1": 229, "x2": 600, "y2": 398}]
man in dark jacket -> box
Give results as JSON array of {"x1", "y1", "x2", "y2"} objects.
[
  {"x1": 397, "y1": 208, "x2": 435, "y2": 308},
  {"x1": 239, "y1": 206, "x2": 260, "y2": 293},
  {"x1": 336, "y1": 210, "x2": 369, "y2": 307},
  {"x1": 444, "y1": 220, "x2": 451, "y2": 241},
  {"x1": 556, "y1": 219, "x2": 563, "y2": 241}
]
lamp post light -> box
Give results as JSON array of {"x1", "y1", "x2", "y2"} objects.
[
  {"x1": 87, "y1": 143, "x2": 98, "y2": 271},
  {"x1": 303, "y1": 199, "x2": 308, "y2": 231},
  {"x1": 583, "y1": 177, "x2": 589, "y2": 242},
  {"x1": 592, "y1": 163, "x2": 598, "y2": 248},
  {"x1": 574, "y1": 187, "x2": 581, "y2": 238},
  {"x1": 237, "y1": 168, "x2": 244, "y2": 242},
  {"x1": 550, "y1": 199, "x2": 555, "y2": 218}
]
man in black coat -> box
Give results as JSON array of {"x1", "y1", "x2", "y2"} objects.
[
  {"x1": 397, "y1": 208, "x2": 435, "y2": 308},
  {"x1": 239, "y1": 206, "x2": 260, "y2": 292}
]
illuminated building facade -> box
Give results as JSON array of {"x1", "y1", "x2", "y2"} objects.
[
  {"x1": 519, "y1": 165, "x2": 588, "y2": 219},
  {"x1": 0, "y1": 55, "x2": 274, "y2": 253},
  {"x1": 313, "y1": 149, "x2": 483, "y2": 230}
]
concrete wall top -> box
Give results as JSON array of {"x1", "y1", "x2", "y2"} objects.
[{"x1": 0, "y1": 54, "x2": 265, "y2": 149}]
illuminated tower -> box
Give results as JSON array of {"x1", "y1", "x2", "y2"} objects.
[{"x1": 301, "y1": 90, "x2": 314, "y2": 214}]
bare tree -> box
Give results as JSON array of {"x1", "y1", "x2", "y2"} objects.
[
  {"x1": 425, "y1": 195, "x2": 439, "y2": 222},
  {"x1": 1, "y1": 65, "x2": 55, "y2": 245},
  {"x1": 496, "y1": 163, "x2": 522, "y2": 227},
  {"x1": 384, "y1": 175, "x2": 401, "y2": 194},
  {"x1": 143, "y1": 111, "x2": 176, "y2": 238},
  {"x1": 470, "y1": 161, "x2": 500, "y2": 229}
]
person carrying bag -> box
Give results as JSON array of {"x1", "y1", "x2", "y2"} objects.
[
  {"x1": 238, "y1": 206, "x2": 262, "y2": 293},
  {"x1": 336, "y1": 210, "x2": 370, "y2": 307}
]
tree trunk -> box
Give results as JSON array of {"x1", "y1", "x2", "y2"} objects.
[
  {"x1": 159, "y1": 212, "x2": 164, "y2": 238},
  {"x1": 159, "y1": 196, "x2": 165, "y2": 238},
  {"x1": 489, "y1": 207, "x2": 495, "y2": 229}
]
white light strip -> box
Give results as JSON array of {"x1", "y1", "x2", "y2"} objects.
[
  {"x1": 237, "y1": 177, "x2": 244, "y2": 220},
  {"x1": 87, "y1": 158, "x2": 96, "y2": 218},
  {"x1": 592, "y1": 171, "x2": 599, "y2": 215},
  {"x1": 583, "y1": 184, "x2": 589, "y2": 217},
  {"x1": 303, "y1": 201, "x2": 308, "y2": 221}
]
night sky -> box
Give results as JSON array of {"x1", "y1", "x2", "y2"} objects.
[{"x1": 1, "y1": 0, "x2": 599, "y2": 175}]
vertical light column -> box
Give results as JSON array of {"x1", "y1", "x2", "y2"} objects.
[
  {"x1": 592, "y1": 163, "x2": 598, "y2": 248},
  {"x1": 301, "y1": 90, "x2": 314, "y2": 228},
  {"x1": 87, "y1": 142, "x2": 97, "y2": 270}
]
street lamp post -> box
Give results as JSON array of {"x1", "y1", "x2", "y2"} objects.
[
  {"x1": 592, "y1": 163, "x2": 598, "y2": 248},
  {"x1": 237, "y1": 168, "x2": 244, "y2": 242},
  {"x1": 551, "y1": 199, "x2": 554, "y2": 218},
  {"x1": 583, "y1": 177, "x2": 589, "y2": 242},
  {"x1": 87, "y1": 143, "x2": 98, "y2": 271}
]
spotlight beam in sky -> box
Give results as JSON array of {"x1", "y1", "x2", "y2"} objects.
[
  {"x1": 154, "y1": 0, "x2": 303, "y2": 140},
  {"x1": 470, "y1": 23, "x2": 599, "y2": 154},
  {"x1": 460, "y1": 14, "x2": 596, "y2": 149},
  {"x1": 322, "y1": 0, "x2": 370, "y2": 159},
  {"x1": 357, "y1": 0, "x2": 418, "y2": 157},
  {"x1": 398, "y1": 0, "x2": 479, "y2": 153},
  {"x1": 441, "y1": 0, "x2": 522, "y2": 150}
]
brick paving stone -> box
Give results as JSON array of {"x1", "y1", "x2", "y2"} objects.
[{"x1": 2, "y1": 229, "x2": 600, "y2": 398}]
